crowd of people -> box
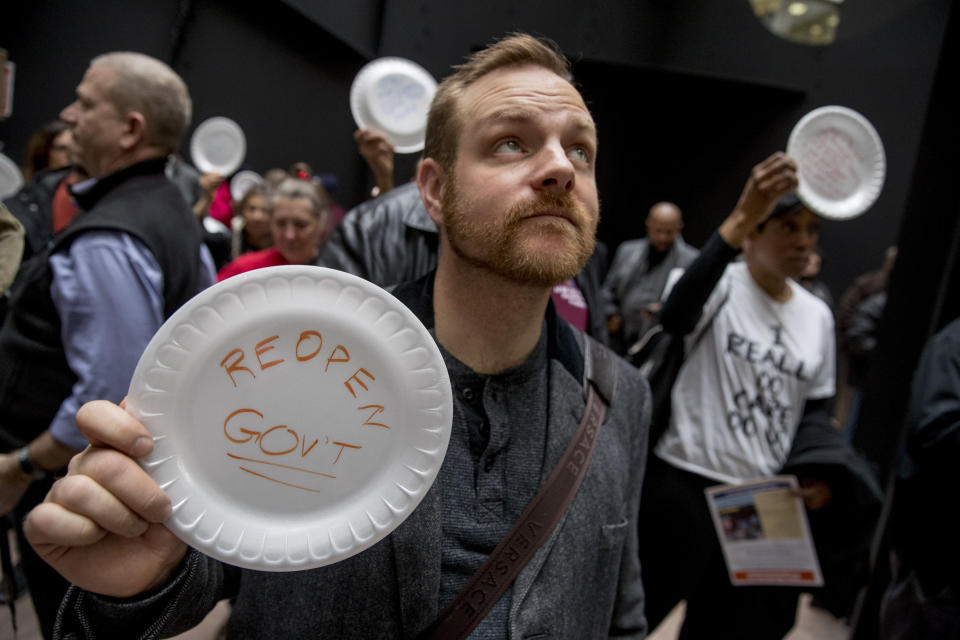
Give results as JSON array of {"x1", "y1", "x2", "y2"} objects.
[{"x1": 0, "y1": 32, "x2": 949, "y2": 640}]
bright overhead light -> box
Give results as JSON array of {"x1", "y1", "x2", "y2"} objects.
[{"x1": 749, "y1": 0, "x2": 843, "y2": 45}]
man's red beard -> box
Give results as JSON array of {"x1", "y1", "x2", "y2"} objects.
[{"x1": 441, "y1": 180, "x2": 598, "y2": 287}]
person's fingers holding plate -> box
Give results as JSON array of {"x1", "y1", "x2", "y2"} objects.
[
  {"x1": 44, "y1": 469, "x2": 157, "y2": 539},
  {"x1": 76, "y1": 399, "x2": 156, "y2": 458},
  {"x1": 68, "y1": 445, "x2": 172, "y2": 520}
]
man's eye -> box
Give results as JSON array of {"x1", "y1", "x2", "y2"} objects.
[
  {"x1": 494, "y1": 140, "x2": 522, "y2": 154},
  {"x1": 569, "y1": 147, "x2": 590, "y2": 163}
]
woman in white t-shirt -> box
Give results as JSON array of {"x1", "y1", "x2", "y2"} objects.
[{"x1": 638, "y1": 154, "x2": 842, "y2": 639}]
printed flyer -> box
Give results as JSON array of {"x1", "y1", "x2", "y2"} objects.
[{"x1": 705, "y1": 475, "x2": 823, "y2": 586}]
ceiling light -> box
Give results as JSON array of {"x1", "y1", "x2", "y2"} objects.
[{"x1": 749, "y1": 0, "x2": 843, "y2": 45}]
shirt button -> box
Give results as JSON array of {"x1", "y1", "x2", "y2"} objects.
[{"x1": 461, "y1": 387, "x2": 475, "y2": 401}]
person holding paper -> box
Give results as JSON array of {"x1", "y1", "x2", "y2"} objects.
[
  {"x1": 638, "y1": 165, "x2": 879, "y2": 637},
  {"x1": 23, "y1": 34, "x2": 651, "y2": 639}
]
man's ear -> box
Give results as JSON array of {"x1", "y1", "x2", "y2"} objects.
[
  {"x1": 418, "y1": 157, "x2": 446, "y2": 228},
  {"x1": 119, "y1": 111, "x2": 147, "y2": 151}
]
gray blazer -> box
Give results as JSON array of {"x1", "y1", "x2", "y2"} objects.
[{"x1": 57, "y1": 276, "x2": 650, "y2": 640}]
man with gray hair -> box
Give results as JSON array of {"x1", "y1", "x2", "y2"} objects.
[{"x1": 0, "y1": 51, "x2": 213, "y2": 638}]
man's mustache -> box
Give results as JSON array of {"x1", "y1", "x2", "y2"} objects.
[{"x1": 505, "y1": 192, "x2": 592, "y2": 231}]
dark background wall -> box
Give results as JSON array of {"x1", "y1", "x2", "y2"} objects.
[{"x1": 0, "y1": 0, "x2": 950, "y2": 300}]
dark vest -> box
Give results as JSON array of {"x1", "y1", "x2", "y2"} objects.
[{"x1": 0, "y1": 158, "x2": 202, "y2": 450}]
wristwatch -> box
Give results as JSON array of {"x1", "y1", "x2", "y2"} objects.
[{"x1": 18, "y1": 446, "x2": 46, "y2": 480}]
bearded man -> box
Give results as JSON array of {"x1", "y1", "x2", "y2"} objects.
[{"x1": 25, "y1": 34, "x2": 651, "y2": 639}]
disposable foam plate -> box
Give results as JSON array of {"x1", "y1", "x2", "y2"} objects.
[
  {"x1": 229, "y1": 170, "x2": 263, "y2": 202},
  {"x1": 787, "y1": 105, "x2": 886, "y2": 220},
  {"x1": 350, "y1": 57, "x2": 437, "y2": 154},
  {"x1": 127, "y1": 266, "x2": 452, "y2": 571},
  {"x1": 0, "y1": 152, "x2": 23, "y2": 199},
  {"x1": 190, "y1": 117, "x2": 247, "y2": 177}
]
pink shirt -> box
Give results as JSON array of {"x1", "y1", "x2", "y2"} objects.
[
  {"x1": 551, "y1": 279, "x2": 589, "y2": 332},
  {"x1": 208, "y1": 181, "x2": 233, "y2": 225}
]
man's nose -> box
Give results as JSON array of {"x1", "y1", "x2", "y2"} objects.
[
  {"x1": 532, "y1": 142, "x2": 575, "y2": 193},
  {"x1": 60, "y1": 103, "x2": 77, "y2": 123}
]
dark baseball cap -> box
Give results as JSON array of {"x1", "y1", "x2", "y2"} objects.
[{"x1": 767, "y1": 193, "x2": 810, "y2": 220}]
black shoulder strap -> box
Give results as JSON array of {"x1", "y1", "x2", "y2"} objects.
[
  {"x1": 580, "y1": 333, "x2": 618, "y2": 407},
  {"x1": 420, "y1": 333, "x2": 614, "y2": 640}
]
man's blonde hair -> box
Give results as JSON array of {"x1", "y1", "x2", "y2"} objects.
[{"x1": 423, "y1": 33, "x2": 573, "y2": 173}]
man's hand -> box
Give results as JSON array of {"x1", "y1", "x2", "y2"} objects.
[
  {"x1": 198, "y1": 173, "x2": 224, "y2": 197},
  {"x1": 0, "y1": 451, "x2": 32, "y2": 515},
  {"x1": 719, "y1": 152, "x2": 798, "y2": 249},
  {"x1": 641, "y1": 301, "x2": 663, "y2": 319},
  {"x1": 193, "y1": 173, "x2": 225, "y2": 218},
  {"x1": 24, "y1": 400, "x2": 187, "y2": 598},
  {"x1": 354, "y1": 128, "x2": 395, "y2": 196},
  {"x1": 791, "y1": 480, "x2": 833, "y2": 511},
  {"x1": 606, "y1": 314, "x2": 623, "y2": 334}
]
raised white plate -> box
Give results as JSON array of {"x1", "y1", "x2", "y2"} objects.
[
  {"x1": 0, "y1": 152, "x2": 23, "y2": 199},
  {"x1": 229, "y1": 170, "x2": 263, "y2": 202},
  {"x1": 787, "y1": 105, "x2": 886, "y2": 220},
  {"x1": 350, "y1": 57, "x2": 437, "y2": 154},
  {"x1": 127, "y1": 266, "x2": 452, "y2": 571},
  {"x1": 190, "y1": 117, "x2": 246, "y2": 177}
]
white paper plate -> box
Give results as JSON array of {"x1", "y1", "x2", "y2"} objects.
[
  {"x1": 0, "y1": 152, "x2": 24, "y2": 199},
  {"x1": 350, "y1": 57, "x2": 437, "y2": 154},
  {"x1": 787, "y1": 105, "x2": 886, "y2": 220},
  {"x1": 229, "y1": 170, "x2": 263, "y2": 202},
  {"x1": 127, "y1": 266, "x2": 452, "y2": 571},
  {"x1": 190, "y1": 117, "x2": 246, "y2": 177}
]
